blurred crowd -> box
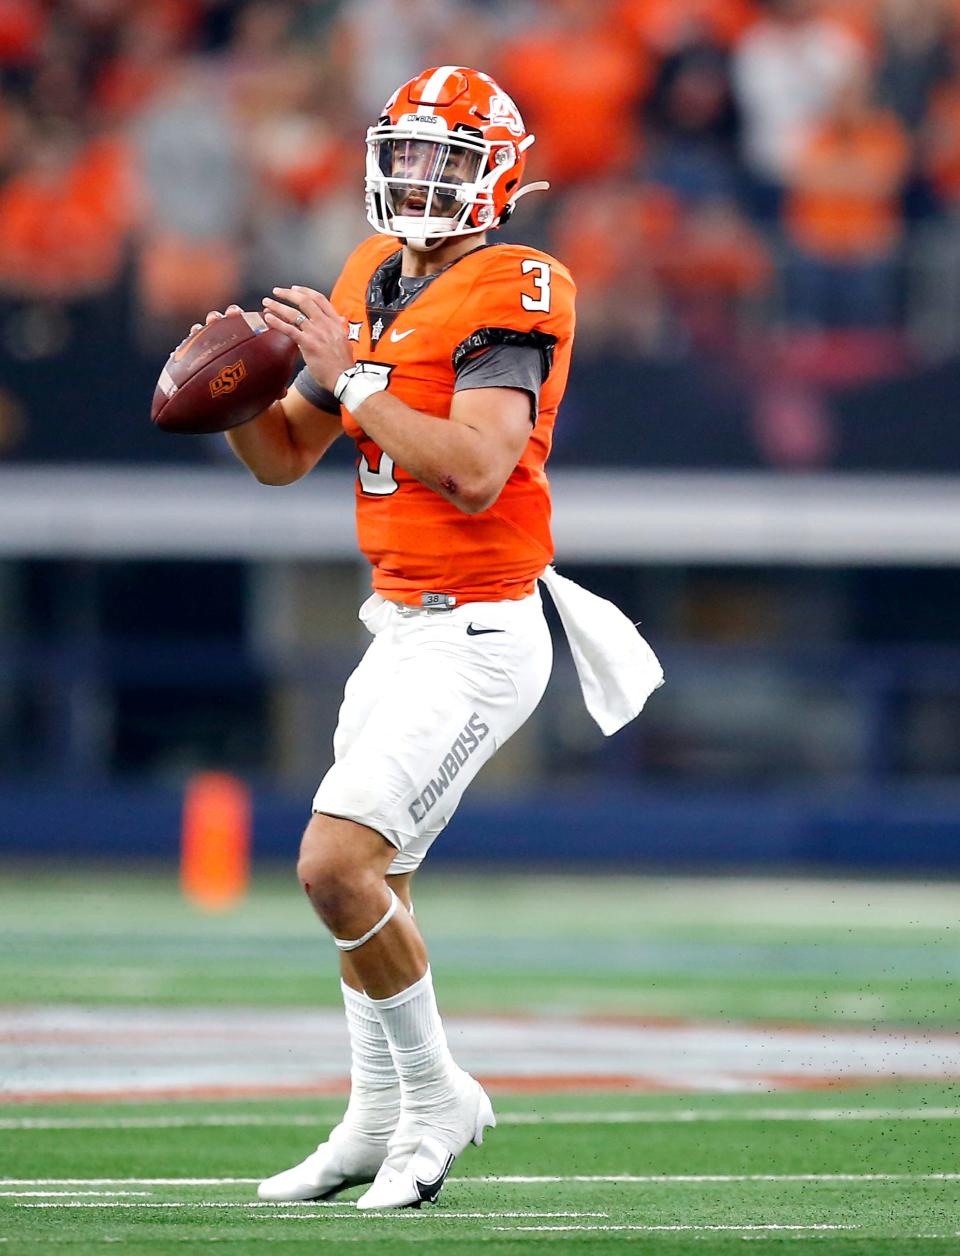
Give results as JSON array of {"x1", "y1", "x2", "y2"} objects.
[{"x1": 4, "y1": 0, "x2": 960, "y2": 375}]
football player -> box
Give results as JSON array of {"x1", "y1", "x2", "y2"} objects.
[{"x1": 197, "y1": 66, "x2": 661, "y2": 1210}]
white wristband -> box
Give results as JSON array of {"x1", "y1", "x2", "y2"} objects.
[{"x1": 334, "y1": 363, "x2": 391, "y2": 412}]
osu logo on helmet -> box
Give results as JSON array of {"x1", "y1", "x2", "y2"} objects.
[
  {"x1": 209, "y1": 360, "x2": 247, "y2": 397},
  {"x1": 365, "y1": 66, "x2": 548, "y2": 251}
]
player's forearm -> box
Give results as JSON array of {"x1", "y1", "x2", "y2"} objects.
[
  {"x1": 225, "y1": 400, "x2": 329, "y2": 486},
  {"x1": 351, "y1": 392, "x2": 501, "y2": 514}
]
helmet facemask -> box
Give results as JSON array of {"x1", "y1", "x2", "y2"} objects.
[{"x1": 365, "y1": 123, "x2": 520, "y2": 251}]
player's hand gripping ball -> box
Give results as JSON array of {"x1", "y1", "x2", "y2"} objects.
[{"x1": 151, "y1": 309, "x2": 300, "y2": 434}]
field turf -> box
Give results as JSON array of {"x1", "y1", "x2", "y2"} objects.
[{"x1": 1, "y1": 865, "x2": 958, "y2": 1252}]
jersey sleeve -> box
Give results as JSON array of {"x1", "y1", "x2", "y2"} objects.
[
  {"x1": 453, "y1": 342, "x2": 547, "y2": 422},
  {"x1": 292, "y1": 365, "x2": 340, "y2": 415}
]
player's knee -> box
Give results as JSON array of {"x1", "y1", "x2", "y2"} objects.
[
  {"x1": 298, "y1": 858, "x2": 357, "y2": 927},
  {"x1": 296, "y1": 816, "x2": 378, "y2": 925},
  {"x1": 297, "y1": 823, "x2": 349, "y2": 907}
]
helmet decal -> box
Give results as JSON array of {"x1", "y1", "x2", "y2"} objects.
[
  {"x1": 488, "y1": 93, "x2": 524, "y2": 138},
  {"x1": 410, "y1": 65, "x2": 470, "y2": 107}
]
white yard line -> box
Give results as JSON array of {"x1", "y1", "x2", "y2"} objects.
[
  {"x1": 0, "y1": 1115, "x2": 320, "y2": 1131},
  {"x1": 0, "y1": 1191, "x2": 151, "y2": 1197},
  {"x1": 258, "y1": 1212, "x2": 611, "y2": 1221},
  {"x1": 10, "y1": 1203, "x2": 604, "y2": 1216},
  {"x1": 4, "y1": 1106, "x2": 959, "y2": 1131},
  {"x1": 4, "y1": 1174, "x2": 958, "y2": 1187},
  {"x1": 475, "y1": 1173, "x2": 960, "y2": 1183},
  {"x1": 13, "y1": 1203, "x2": 277, "y2": 1210},
  {"x1": 2, "y1": 1179, "x2": 260, "y2": 1186},
  {"x1": 493, "y1": 1224, "x2": 862, "y2": 1233}
]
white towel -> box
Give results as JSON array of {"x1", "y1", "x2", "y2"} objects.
[{"x1": 539, "y1": 565, "x2": 664, "y2": 736}]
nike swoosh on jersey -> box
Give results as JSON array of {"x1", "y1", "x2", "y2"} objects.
[
  {"x1": 390, "y1": 327, "x2": 417, "y2": 342},
  {"x1": 466, "y1": 624, "x2": 505, "y2": 636}
]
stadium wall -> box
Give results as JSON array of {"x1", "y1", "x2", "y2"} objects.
[{"x1": 2, "y1": 784, "x2": 958, "y2": 872}]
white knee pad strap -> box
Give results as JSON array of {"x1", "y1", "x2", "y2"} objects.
[{"x1": 334, "y1": 888, "x2": 400, "y2": 952}]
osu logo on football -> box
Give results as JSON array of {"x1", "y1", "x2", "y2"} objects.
[{"x1": 210, "y1": 360, "x2": 247, "y2": 397}]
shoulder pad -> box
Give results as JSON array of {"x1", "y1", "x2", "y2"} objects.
[
  {"x1": 485, "y1": 243, "x2": 574, "y2": 289},
  {"x1": 458, "y1": 243, "x2": 575, "y2": 332},
  {"x1": 332, "y1": 236, "x2": 400, "y2": 309}
]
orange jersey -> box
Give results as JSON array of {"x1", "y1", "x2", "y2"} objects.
[{"x1": 329, "y1": 235, "x2": 576, "y2": 605}]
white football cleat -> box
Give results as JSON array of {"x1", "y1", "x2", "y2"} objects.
[
  {"x1": 257, "y1": 1125, "x2": 388, "y2": 1201},
  {"x1": 355, "y1": 1074, "x2": 495, "y2": 1210}
]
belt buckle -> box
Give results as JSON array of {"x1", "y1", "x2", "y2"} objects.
[{"x1": 420, "y1": 592, "x2": 457, "y2": 613}]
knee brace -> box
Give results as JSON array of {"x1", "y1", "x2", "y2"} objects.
[{"x1": 334, "y1": 887, "x2": 400, "y2": 952}]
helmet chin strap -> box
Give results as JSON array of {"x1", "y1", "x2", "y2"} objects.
[
  {"x1": 506, "y1": 180, "x2": 550, "y2": 213},
  {"x1": 402, "y1": 235, "x2": 446, "y2": 253},
  {"x1": 391, "y1": 216, "x2": 457, "y2": 251}
]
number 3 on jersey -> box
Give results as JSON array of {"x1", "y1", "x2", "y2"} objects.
[
  {"x1": 521, "y1": 259, "x2": 551, "y2": 312},
  {"x1": 358, "y1": 445, "x2": 398, "y2": 496}
]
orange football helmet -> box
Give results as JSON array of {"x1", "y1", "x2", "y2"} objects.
[{"x1": 365, "y1": 66, "x2": 547, "y2": 250}]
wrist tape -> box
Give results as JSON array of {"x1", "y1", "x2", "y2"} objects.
[{"x1": 334, "y1": 363, "x2": 391, "y2": 412}]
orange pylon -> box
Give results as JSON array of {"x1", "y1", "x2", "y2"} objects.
[{"x1": 180, "y1": 772, "x2": 251, "y2": 911}]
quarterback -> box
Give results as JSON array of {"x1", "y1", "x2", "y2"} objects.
[{"x1": 199, "y1": 66, "x2": 661, "y2": 1210}]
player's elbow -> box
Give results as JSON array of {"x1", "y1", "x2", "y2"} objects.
[
  {"x1": 450, "y1": 477, "x2": 502, "y2": 515},
  {"x1": 250, "y1": 446, "x2": 318, "y2": 486},
  {"x1": 459, "y1": 491, "x2": 498, "y2": 515},
  {"x1": 252, "y1": 465, "x2": 298, "y2": 486},
  {"x1": 438, "y1": 457, "x2": 511, "y2": 513}
]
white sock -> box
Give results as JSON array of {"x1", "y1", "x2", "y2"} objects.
[
  {"x1": 369, "y1": 967, "x2": 461, "y2": 1117},
  {"x1": 338, "y1": 980, "x2": 400, "y2": 1142}
]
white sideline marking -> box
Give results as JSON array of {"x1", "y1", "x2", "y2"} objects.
[
  {"x1": 4, "y1": 1106, "x2": 959, "y2": 1131},
  {"x1": 4, "y1": 1173, "x2": 958, "y2": 1186},
  {"x1": 499, "y1": 1106, "x2": 960, "y2": 1125},
  {"x1": 7, "y1": 1006, "x2": 959, "y2": 1098}
]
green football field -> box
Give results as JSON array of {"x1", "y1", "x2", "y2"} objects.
[{"x1": 2, "y1": 864, "x2": 959, "y2": 1252}]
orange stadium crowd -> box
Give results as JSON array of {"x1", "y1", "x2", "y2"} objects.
[{"x1": 3, "y1": 0, "x2": 960, "y2": 466}]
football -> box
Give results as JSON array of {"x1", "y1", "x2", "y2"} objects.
[{"x1": 151, "y1": 311, "x2": 300, "y2": 434}]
